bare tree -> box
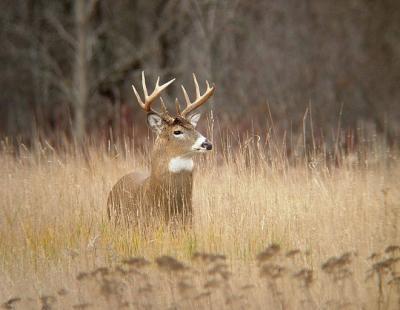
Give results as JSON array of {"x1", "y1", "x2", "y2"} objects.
[
  {"x1": 72, "y1": 0, "x2": 97, "y2": 141},
  {"x1": 1, "y1": 0, "x2": 399, "y2": 143}
]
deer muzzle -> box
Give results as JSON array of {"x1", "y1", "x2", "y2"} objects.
[
  {"x1": 192, "y1": 136, "x2": 213, "y2": 152},
  {"x1": 201, "y1": 141, "x2": 212, "y2": 150}
]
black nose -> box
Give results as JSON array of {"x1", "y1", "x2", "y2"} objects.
[{"x1": 201, "y1": 141, "x2": 212, "y2": 150}]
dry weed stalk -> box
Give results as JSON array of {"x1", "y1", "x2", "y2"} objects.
[
  {"x1": 156, "y1": 256, "x2": 188, "y2": 273},
  {"x1": 321, "y1": 252, "x2": 359, "y2": 308},
  {"x1": 366, "y1": 248, "x2": 400, "y2": 309},
  {"x1": 1, "y1": 248, "x2": 400, "y2": 309},
  {"x1": 1, "y1": 297, "x2": 21, "y2": 309}
]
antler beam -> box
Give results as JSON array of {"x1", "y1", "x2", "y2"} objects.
[
  {"x1": 180, "y1": 74, "x2": 215, "y2": 117},
  {"x1": 132, "y1": 71, "x2": 175, "y2": 115}
]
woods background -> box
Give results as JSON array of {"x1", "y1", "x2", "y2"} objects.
[{"x1": 1, "y1": 0, "x2": 399, "y2": 145}]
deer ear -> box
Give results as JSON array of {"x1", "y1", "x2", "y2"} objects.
[
  {"x1": 188, "y1": 113, "x2": 201, "y2": 127},
  {"x1": 147, "y1": 113, "x2": 165, "y2": 133}
]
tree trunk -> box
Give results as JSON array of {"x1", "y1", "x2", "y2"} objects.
[{"x1": 73, "y1": 0, "x2": 89, "y2": 143}]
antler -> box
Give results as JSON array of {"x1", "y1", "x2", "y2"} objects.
[
  {"x1": 132, "y1": 71, "x2": 175, "y2": 117},
  {"x1": 180, "y1": 74, "x2": 215, "y2": 118}
]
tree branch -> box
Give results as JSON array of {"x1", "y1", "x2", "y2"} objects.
[{"x1": 45, "y1": 13, "x2": 77, "y2": 49}]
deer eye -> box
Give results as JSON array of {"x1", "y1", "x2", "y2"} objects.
[{"x1": 173, "y1": 130, "x2": 183, "y2": 135}]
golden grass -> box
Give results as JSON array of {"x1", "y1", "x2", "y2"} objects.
[{"x1": 0, "y1": 133, "x2": 399, "y2": 309}]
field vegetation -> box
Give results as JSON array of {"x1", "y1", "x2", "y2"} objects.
[{"x1": 0, "y1": 125, "x2": 399, "y2": 309}]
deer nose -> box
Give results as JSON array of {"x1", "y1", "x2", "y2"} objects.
[{"x1": 201, "y1": 141, "x2": 212, "y2": 150}]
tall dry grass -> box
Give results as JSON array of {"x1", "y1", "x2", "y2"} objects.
[{"x1": 0, "y1": 128, "x2": 399, "y2": 309}]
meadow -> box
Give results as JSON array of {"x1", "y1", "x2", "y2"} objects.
[{"x1": 0, "y1": 127, "x2": 399, "y2": 309}]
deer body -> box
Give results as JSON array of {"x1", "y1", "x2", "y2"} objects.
[
  {"x1": 107, "y1": 170, "x2": 193, "y2": 225},
  {"x1": 107, "y1": 73, "x2": 214, "y2": 225}
]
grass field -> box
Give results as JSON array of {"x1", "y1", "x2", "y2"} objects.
[{"x1": 0, "y1": 130, "x2": 399, "y2": 309}]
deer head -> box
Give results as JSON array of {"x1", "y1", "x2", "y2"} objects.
[{"x1": 132, "y1": 72, "x2": 215, "y2": 172}]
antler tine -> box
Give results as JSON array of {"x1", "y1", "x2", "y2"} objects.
[
  {"x1": 175, "y1": 98, "x2": 181, "y2": 115},
  {"x1": 180, "y1": 74, "x2": 215, "y2": 117},
  {"x1": 193, "y1": 73, "x2": 200, "y2": 98},
  {"x1": 132, "y1": 84, "x2": 145, "y2": 108},
  {"x1": 160, "y1": 97, "x2": 168, "y2": 113},
  {"x1": 181, "y1": 85, "x2": 191, "y2": 107},
  {"x1": 142, "y1": 71, "x2": 149, "y2": 98},
  {"x1": 159, "y1": 97, "x2": 175, "y2": 123},
  {"x1": 132, "y1": 71, "x2": 175, "y2": 114}
]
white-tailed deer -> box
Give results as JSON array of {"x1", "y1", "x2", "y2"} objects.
[{"x1": 107, "y1": 72, "x2": 215, "y2": 226}]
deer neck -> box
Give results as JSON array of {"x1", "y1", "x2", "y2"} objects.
[
  {"x1": 146, "y1": 146, "x2": 193, "y2": 221},
  {"x1": 148, "y1": 145, "x2": 194, "y2": 217},
  {"x1": 149, "y1": 145, "x2": 194, "y2": 185}
]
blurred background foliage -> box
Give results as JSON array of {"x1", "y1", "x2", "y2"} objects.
[{"x1": 0, "y1": 0, "x2": 399, "y2": 145}]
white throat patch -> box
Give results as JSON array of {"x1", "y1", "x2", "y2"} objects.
[{"x1": 168, "y1": 157, "x2": 194, "y2": 173}]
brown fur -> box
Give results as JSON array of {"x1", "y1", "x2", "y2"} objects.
[{"x1": 107, "y1": 117, "x2": 204, "y2": 226}]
